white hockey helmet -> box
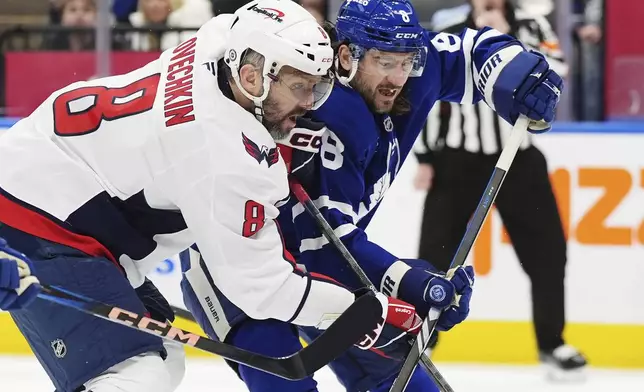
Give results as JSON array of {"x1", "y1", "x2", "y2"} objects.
[{"x1": 224, "y1": 0, "x2": 335, "y2": 116}]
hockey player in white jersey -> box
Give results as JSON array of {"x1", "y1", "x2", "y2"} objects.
[{"x1": 0, "y1": 1, "x2": 421, "y2": 391}]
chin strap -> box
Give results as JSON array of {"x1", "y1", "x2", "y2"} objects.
[
  {"x1": 335, "y1": 57, "x2": 359, "y2": 87},
  {"x1": 230, "y1": 70, "x2": 268, "y2": 123},
  {"x1": 253, "y1": 103, "x2": 264, "y2": 123}
]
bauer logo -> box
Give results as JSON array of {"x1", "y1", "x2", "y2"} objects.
[
  {"x1": 429, "y1": 285, "x2": 447, "y2": 303},
  {"x1": 51, "y1": 339, "x2": 67, "y2": 359}
]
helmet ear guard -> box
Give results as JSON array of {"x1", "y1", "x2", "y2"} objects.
[{"x1": 334, "y1": 44, "x2": 361, "y2": 86}]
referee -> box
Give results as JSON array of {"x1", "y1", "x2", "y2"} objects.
[{"x1": 414, "y1": 0, "x2": 587, "y2": 379}]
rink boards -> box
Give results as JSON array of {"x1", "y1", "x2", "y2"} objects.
[{"x1": 0, "y1": 120, "x2": 642, "y2": 368}]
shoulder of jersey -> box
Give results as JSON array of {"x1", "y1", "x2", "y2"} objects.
[{"x1": 313, "y1": 84, "x2": 380, "y2": 158}]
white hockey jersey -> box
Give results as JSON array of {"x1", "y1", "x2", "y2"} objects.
[{"x1": 0, "y1": 15, "x2": 354, "y2": 327}]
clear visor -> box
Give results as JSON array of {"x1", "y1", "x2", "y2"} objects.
[
  {"x1": 268, "y1": 70, "x2": 334, "y2": 110},
  {"x1": 354, "y1": 45, "x2": 427, "y2": 79}
]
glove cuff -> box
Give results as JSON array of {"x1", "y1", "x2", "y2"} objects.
[{"x1": 379, "y1": 260, "x2": 411, "y2": 298}]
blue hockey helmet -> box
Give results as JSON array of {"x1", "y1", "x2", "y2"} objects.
[{"x1": 335, "y1": 0, "x2": 427, "y2": 82}]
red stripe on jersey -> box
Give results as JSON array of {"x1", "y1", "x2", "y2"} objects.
[
  {"x1": 369, "y1": 347, "x2": 395, "y2": 359},
  {"x1": 309, "y1": 272, "x2": 343, "y2": 287},
  {"x1": 274, "y1": 219, "x2": 300, "y2": 268},
  {"x1": 0, "y1": 191, "x2": 118, "y2": 265}
]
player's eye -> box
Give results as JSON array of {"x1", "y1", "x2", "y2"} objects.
[
  {"x1": 290, "y1": 83, "x2": 305, "y2": 91},
  {"x1": 289, "y1": 83, "x2": 315, "y2": 100}
]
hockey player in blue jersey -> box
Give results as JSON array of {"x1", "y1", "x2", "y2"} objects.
[
  {"x1": 180, "y1": 0, "x2": 564, "y2": 391},
  {"x1": 277, "y1": 0, "x2": 563, "y2": 390},
  {"x1": 279, "y1": 0, "x2": 562, "y2": 390}
]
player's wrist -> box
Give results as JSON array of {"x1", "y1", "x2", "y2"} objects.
[
  {"x1": 380, "y1": 261, "x2": 431, "y2": 316},
  {"x1": 381, "y1": 260, "x2": 453, "y2": 317},
  {"x1": 379, "y1": 260, "x2": 411, "y2": 299},
  {"x1": 398, "y1": 267, "x2": 433, "y2": 316}
]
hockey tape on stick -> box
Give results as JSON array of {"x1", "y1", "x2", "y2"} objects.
[{"x1": 388, "y1": 115, "x2": 530, "y2": 392}]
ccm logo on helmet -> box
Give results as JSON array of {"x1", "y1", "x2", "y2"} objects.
[
  {"x1": 250, "y1": 5, "x2": 285, "y2": 22},
  {"x1": 290, "y1": 133, "x2": 322, "y2": 149},
  {"x1": 395, "y1": 33, "x2": 419, "y2": 39}
]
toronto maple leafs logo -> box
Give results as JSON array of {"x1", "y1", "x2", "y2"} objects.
[{"x1": 242, "y1": 133, "x2": 280, "y2": 167}]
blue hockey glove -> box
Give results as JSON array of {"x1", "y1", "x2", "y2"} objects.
[
  {"x1": 436, "y1": 266, "x2": 474, "y2": 332},
  {"x1": 488, "y1": 49, "x2": 564, "y2": 133},
  {"x1": 0, "y1": 238, "x2": 41, "y2": 310},
  {"x1": 381, "y1": 260, "x2": 474, "y2": 331}
]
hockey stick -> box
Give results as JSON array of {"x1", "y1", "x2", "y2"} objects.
[
  {"x1": 171, "y1": 304, "x2": 195, "y2": 322},
  {"x1": 388, "y1": 115, "x2": 530, "y2": 392},
  {"x1": 288, "y1": 178, "x2": 454, "y2": 392},
  {"x1": 167, "y1": 302, "x2": 460, "y2": 386},
  {"x1": 37, "y1": 284, "x2": 383, "y2": 380}
]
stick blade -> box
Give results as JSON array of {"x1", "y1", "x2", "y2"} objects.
[{"x1": 294, "y1": 292, "x2": 383, "y2": 377}]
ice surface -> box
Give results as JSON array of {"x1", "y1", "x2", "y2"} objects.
[{"x1": 2, "y1": 356, "x2": 643, "y2": 391}]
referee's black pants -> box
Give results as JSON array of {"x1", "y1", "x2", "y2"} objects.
[{"x1": 418, "y1": 146, "x2": 567, "y2": 352}]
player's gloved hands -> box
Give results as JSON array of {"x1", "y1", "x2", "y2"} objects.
[
  {"x1": 354, "y1": 292, "x2": 421, "y2": 360},
  {"x1": 489, "y1": 49, "x2": 563, "y2": 133},
  {"x1": 276, "y1": 117, "x2": 326, "y2": 188},
  {"x1": 436, "y1": 266, "x2": 474, "y2": 331},
  {"x1": 382, "y1": 260, "x2": 474, "y2": 331},
  {"x1": 0, "y1": 237, "x2": 40, "y2": 311}
]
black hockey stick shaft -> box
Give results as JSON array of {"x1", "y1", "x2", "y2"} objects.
[
  {"x1": 171, "y1": 304, "x2": 195, "y2": 321},
  {"x1": 288, "y1": 178, "x2": 454, "y2": 392},
  {"x1": 37, "y1": 283, "x2": 382, "y2": 380},
  {"x1": 388, "y1": 116, "x2": 530, "y2": 392}
]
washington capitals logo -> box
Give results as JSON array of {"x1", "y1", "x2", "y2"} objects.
[{"x1": 242, "y1": 133, "x2": 280, "y2": 167}]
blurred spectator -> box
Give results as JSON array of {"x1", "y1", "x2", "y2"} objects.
[
  {"x1": 211, "y1": 0, "x2": 251, "y2": 15},
  {"x1": 300, "y1": 0, "x2": 326, "y2": 24},
  {"x1": 574, "y1": 0, "x2": 603, "y2": 120},
  {"x1": 128, "y1": 0, "x2": 212, "y2": 51},
  {"x1": 46, "y1": 0, "x2": 97, "y2": 51},
  {"x1": 113, "y1": 0, "x2": 140, "y2": 24},
  {"x1": 167, "y1": 0, "x2": 214, "y2": 33},
  {"x1": 128, "y1": 0, "x2": 176, "y2": 51},
  {"x1": 517, "y1": 0, "x2": 553, "y2": 17},
  {"x1": 49, "y1": 0, "x2": 64, "y2": 24}
]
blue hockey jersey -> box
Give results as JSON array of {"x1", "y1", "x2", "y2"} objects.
[{"x1": 278, "y1": 27, "x2": 524, "y2": 294}]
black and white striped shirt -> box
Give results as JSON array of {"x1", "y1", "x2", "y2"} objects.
[{"x1": 415, "y1": 6, "x2": 568, "y2": 163}]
